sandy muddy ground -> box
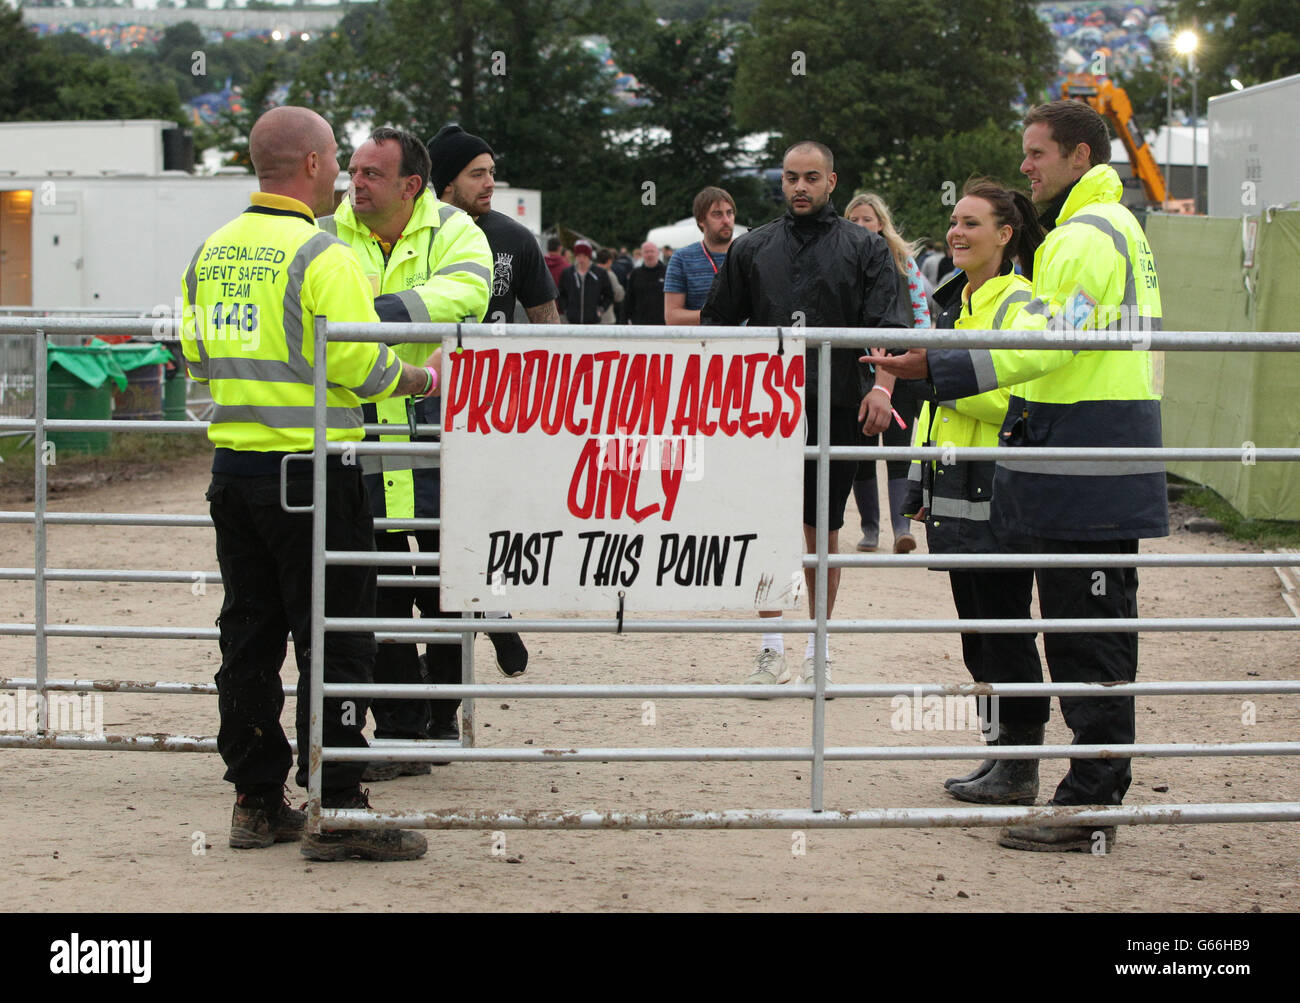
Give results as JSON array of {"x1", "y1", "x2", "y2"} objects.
[{"x1": 1, "y1": 454, "x2": 1297, "y2": 912}]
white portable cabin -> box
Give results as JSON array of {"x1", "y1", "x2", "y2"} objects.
[
  {"x1": 0, "y1": 120, "x2": 546, "y2": 311},
  {"x1": 489, "y1": 187, "x2": 543, "y2": 237},
  {"x1": 1208, "y1": 73, "x2": 1300, "y2": 218},
  {"x1": 0, "y1": 120, "x2": 258, "y2": 311}
]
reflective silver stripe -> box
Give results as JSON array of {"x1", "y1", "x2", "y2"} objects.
[
  {"x1": 317, "y1": 215, "x2": 338, "y2": 236},
  {"x1": 282, "y1": 231, "x2": 340, "y2": 369},
  {"x1": 969, "y1": 349, "x2": 998, "y2": 394},
  {"x1": 1059, "y1": 214, "x2": 1137, "y2": 307},
  {"x1": 184, "y1": 245, "x2": 210, "y2": 370},
  {"x1": 929, "y1": 496, "x2": 991, "y2": 521},
  {"x1": 907, "y1": 461, "x2": 922, "y2": 483},
  {"x1": 1022, "y1": 298, "x2": 1052, "y2": 318},
  {"x1": 395, "y1": 288, "x2": 431, "y2": 324},
  {"x1": 433, "y1": 260, "x2": 492, "y2": 283},
  {"x1": 212, "y1": 403, "x2": 364, "y2": 429},
  {"x1": 998, "y1": 459, "x2": 1166, "y2": 476},
  {"x1": 936, "y1": 399, "x2": 957, "y2": 410},
  {"x1": 437, "y1": 204, "x2": 458, "y2": 225},
  {"x1": 354, "y1": 349, "x2": 403, "y2": 399},
  {"x1": 206, "y1": 356, "x2": 301, "y2": 383},
  {"x1": 360, "y1": 453, "x2": 440, "y2": 476},
  {"x1": 992, "y1": 290, "x2": 1031, "y2": 329},
  {"x1": 203, "y1": 355, "x2": 333, "y2": 384},
  {"x1": 184, "y1": 245, "x2": 202, "y2": 309}
]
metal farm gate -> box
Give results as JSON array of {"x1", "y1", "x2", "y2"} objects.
[{"x1": 2, "y1": 315, "x2": 1299, "y2": 840}]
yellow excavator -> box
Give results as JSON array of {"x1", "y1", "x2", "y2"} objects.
[{"x1": 1062, "y1": 74, "x2": 1192, "y2": 212}]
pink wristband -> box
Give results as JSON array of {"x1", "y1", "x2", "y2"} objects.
[
  {"x1": 415, "y1": 365, "x2": 438, "y2": 398},
  {"x1": 869, "y1": 384, "x2": 892, "y2": 400}
]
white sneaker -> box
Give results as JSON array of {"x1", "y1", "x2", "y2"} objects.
[
  {"x1": 744, "y1": 648, "x2": 786, "y2": 697},
  {"x1": 800, "y1": 657, "x2": 834, "y2": 698}
]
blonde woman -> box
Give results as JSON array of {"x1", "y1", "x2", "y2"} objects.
[{"x1": 845, "y1": 192, "x2": 929, "y2": 554}]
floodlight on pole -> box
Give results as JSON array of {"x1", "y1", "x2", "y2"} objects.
[{"x1": 1172, "y1": 31, "x2": 1201, "y2": 212}]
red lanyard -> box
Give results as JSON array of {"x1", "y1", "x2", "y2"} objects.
[{"x1": 702, "y1": 247, "x2": 720, "y2": 274}]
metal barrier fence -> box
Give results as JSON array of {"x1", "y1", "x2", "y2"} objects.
[
  {"x1": 308, "y1": 319, "x2": 1300, "y2": 834},
  {"x1": 0, "y1": 308, "x2": 156, "y2": 421},
  {"x1": 2, "y1": 315, "x2": 1300, "y2": 836},
  {"x1": 0, "y1": 316, "x2": 468, "y2": 752}
]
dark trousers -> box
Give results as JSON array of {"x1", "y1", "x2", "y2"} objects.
[
  {"x1": 371, "y1": 528, "x2": 464, "y2": 738},
  {"x1": 207, "y1": 465, "x2": 375, "y2": 804},
  {"x1": 1034, "y1": 537, "x2": 1140, "y2": 806},
  {"x1": 948, "y1": 569, "x2": 1047, "y2": 727}
]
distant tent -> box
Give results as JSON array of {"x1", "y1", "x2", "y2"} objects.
[{"x1": 644, "y1": 217, "x2": 750, "y2": 251}]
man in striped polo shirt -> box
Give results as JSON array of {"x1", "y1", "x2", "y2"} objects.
[{"x1": 663, "y1": 186, "x2": 736, "y2": 327}]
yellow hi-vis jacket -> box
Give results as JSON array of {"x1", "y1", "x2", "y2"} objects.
[
  {"x1": 927, "y1": 165, "x2": 1168, "y2": 541},
  {"x1": 180, "y1": 193, "x2": 402, "y2": 456},
  {"x1": 319, "y1": 191, "x2": 492, "y2": 523},
  {"x1": 908, "y1": 271, "x2": 1029, "y2": 553}
]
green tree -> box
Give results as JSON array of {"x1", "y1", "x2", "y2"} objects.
[
  {"x1": 1173, "y1": 0, "x2": 1300, "y2": 91},
  {"x1": 46, "y1": 57, "x2": 184, "y2": 122},
  {"x1": 607, "y1": 9, "x2": 769, "y2": 235},
  {"x1": 0, "y1": 5, "x2": 32, "y2": 119},
  {"x1": 864, "y1": 118, "x2": 1027, "y2": 244},
  {"x1": 732, "y1": 0, "x2": 1054, "y2": 232},
  {"x1": 199, "y1": 66, "x2": 294, "y2": 172},
  {"x1": 288, "y1": 0, "x2": 621, "y2": 238},
  {"x1": 0, "y1": 6, "x2": 182, "y2": 123},
  {"x1": 650, "y1": 0, "x2": 759, "y2": 20},
  {"x1": 154, "y1": 21, "x2": 207, "y2": 101},
  {"x1": 1112, "y1": 63, "x2": 1175, "y2": 133}
]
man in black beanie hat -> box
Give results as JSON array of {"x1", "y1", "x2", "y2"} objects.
[
  {"x1": 427, "y1": 125, "x2": 559, "y2": 326},
  {"x1": 421, "y1": 124, "x2": 558, "y2": 732}
]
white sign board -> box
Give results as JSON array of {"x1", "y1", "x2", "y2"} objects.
[{"x1": 439, "y1": 337, "x2": 807, "y2": 612}]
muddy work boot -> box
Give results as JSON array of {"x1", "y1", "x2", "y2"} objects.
[
  {"x1": 998, "y1": 823, "x2": 1118, "y2": 853},
  {"x1": 943, "y1": 724, "x2": 1001, "y2": 792},
  {"x1": 301, "y1": 789, "x2": 428, "y2": 862},
  {"x1": 229, "y1": 789, "x2": 307, "y2": 849},
  {"x1": 948, "y1": 723, "x2": 1043, "y2": 806},
  {"x1": 361, "y1": 761, "x2": 432, "y2": 782}
]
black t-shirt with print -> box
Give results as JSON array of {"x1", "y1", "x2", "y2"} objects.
[{"x1": 476, "y1": 209, "x2": 557, "y2": 323}]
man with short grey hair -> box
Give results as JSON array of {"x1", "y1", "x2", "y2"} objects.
[{"x1": 624, "y1": 240, "x2": 667, "y2": 325}]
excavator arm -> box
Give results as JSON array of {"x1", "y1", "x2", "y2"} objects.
[{"x1": 1062, "y1": 74, "x2": 1171, "y2": 207}]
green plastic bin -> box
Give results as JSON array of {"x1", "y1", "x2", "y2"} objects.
[
  {"x1": 113, "y1": 363, "x2": 164, "y2": 420},
  {"x1": 162, "y1": 344, "x2": 188, "y2": 421},
  {"x1": 163, "y1": 370, "x2": 188, "y2": 421},
  {"x1": 107, "y1": 342, "x2": 174, "y2": 421},
  {"x1": 45, "y1": 358, "x2": 115, "y2": 457}
]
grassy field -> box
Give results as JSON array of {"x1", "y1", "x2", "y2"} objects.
[
  {"x1": 0, "y1": 430, "x2": 210, "y2": 500},
  {"x1": 1178, "y1": 484, "x2": 1300, "y2": 548}
]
